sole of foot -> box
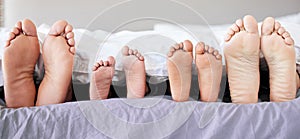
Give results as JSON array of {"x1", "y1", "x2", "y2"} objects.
[
  {"x1": 36, "y1": 20, "x2": 75, "y2": 106},
  {"x1": 261, "y1": 17, "x2": 298, "y2": 102},
  {"x1": 122, "y1": 46, "x2": 146, "y2": 98},
  {"x1": 89, "y1": 56, "x2": 115, "y2": 100},
  {"x1": 3, "y1": 19, "x2": 40, "y2": 108},
  {"x1": 195, "y1": 42, "x2": 222, "y2": 102},
  {"x1": 224, "y1": 15, "x2": 260, "y2": 104},
  {"x1": 167, "y1": 40, "x2": 193, "y2": 102}
]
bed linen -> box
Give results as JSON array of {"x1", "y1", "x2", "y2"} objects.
[{"x1": 1, "y1": 96, "x2": 300, "y2": 139}]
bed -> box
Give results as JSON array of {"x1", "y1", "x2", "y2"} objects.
[{"x1": 1, "y1": 0, "x2": 300, "y2": 138}]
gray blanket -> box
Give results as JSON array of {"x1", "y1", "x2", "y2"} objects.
[{"x1": 1, "y1": 96, "x2": 300, "y2": 139}]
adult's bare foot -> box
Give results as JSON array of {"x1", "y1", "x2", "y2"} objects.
[
  {"x1": 3, "y1": 19, "x2": 40, "y2": 108},
  {"x1": 261, "y1": 17, "x2": 298, "y2": 102},
  {"x1": 36, "y1": 20, "x2": 75, "y2": 106},
  {"x1": 122, "y1": 46, "x2": 146, "y2": 98},
  {"x1": 89, "y1": 56, "x2": 115, "y2": 100},
  {"x1": 167, "y1": 40, "x2": 193, "y2": 102},
  {"x1": 195, "y1": 42, "x2": 222, "y2": 102},
  {"x1": 224, "y1": 15, "x2": 260, "y2": 104}
]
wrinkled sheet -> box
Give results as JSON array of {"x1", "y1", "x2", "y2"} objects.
[{"x1": 1, "y1": 96, "x2": 300, "y2": 139}]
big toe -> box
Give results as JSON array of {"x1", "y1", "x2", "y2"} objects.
[
  {"x1": 183, "y1": 40, "x2": 193, "y2": 52},
  {"x1": 48, "y1": 20, "x2": 69, "y2": 36},
  {"x1": 261, "y1": 17, "x2": 275, "y2": 35},
  {"x1": 22, "y1": 19, "x2": 37, "y2": 37},
  {"x1": 107, "y1": 56, "x2": 116, "y2": 66},
  {"x1": 243, "y1": 15, "x2": 258, "y2": 33}
]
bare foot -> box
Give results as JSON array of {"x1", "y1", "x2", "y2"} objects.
[
  {"x1": 3, "y1": 19, "x2": 40, "y2": 108},
  {"x1": 167, "y1": 40, "x2": 193, "y2": 102},
  {"x1": 195, "y1": 42, "x2": 222, "y2": 102},
  {"x1": 36, "y1": 20, "x2": 75, "y2": 106},
  {"x1": 122, "y1": 46, "x2": 146, "y2": 98},
  {"x1": 261, "y1": 17, "x2": 298, "y2": 102},
  {"x1": 224, "y1": 15, "x2": 260, "y2": 104},
  {"x1": 89, "y1": 56, "x2": 115, "y2": 100}
]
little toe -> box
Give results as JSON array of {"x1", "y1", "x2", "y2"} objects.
[
  {"x1": 139, "y1": 56, "x2": 144, "y2": 61},
  {"x1": 216, "y1": 54, "x2": 222, "y2": 60},
  {"x1": 69, "y1": 47, "x2": 75, "y2": 54},
  {"x1": 284, "y1": 37, "x2": 294, "y2": 46},
  {"x1": 243, "y1": 15, "x2": 258, "y2": 34}
]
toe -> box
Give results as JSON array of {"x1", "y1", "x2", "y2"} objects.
[
  {"x1": 69, "y1": 47, "x2": 75, "y2": 54},
  {"x1": 107, "y1": 56, "x2": 116, "y2": 66},
  {"x1": 98, "y1": 60, "x2": 104, "y2": 66},
  {"x1": 174, "y1": 43, "x2": 180, "y2": 50},
  {"x1": 5, "y1": 41, "x2": 10, "y2": 47},
  {"x1": 8, "y1": 32, "x2": 16, "y2": 41},
  {"x1": 169, "y1": 47, "x2": 175, "y2": 52},
  {"x1": 204, "y1": 45, "x2": 209, "y2": 52},
  {"x1": 12, "y1": 27, "x2": 20, "y2": 35},
  {"x1": 213, "y1": 50, "x2": 219, "y2": 56},
  {"x1": 277, "y1": 27, "x2": 285, "y2": 35},
  {"x1": 235, "y1": 19, "x2": 243, "y2": 28},
  {"x1": 22, "y1": 19, "x2": 37, "y2": 37},
  {"x1": 103, "y1": 61, "x2": 108, "y2": 66},
  {"x1": 284, "y1": 37, "x2": 294, "y2": 46},
  {"x1": 133, "y1": 49, "x2": 138, "y2": 55},
  {"x1": 243, "y1": 15, "x2": 258, "y2": 34},
  {"x1": 282, "y1": 32, "x2": 290, "y2": 39},
  {"x1": 122, "y1": 46, "x2": 130, "y2": 56},
  {"x1": 179, "y1": 42, "x2": 184, "y2": 49},
  {"x1": 231, "y1": 24, "x2": 240, "y2": 32},
  {"x1": 261, "y1": 17, "x2": 275, "y2": 35},
  {"x1": 274, "y1": 22, "x2": 281, "y2": 31},
  {"x1": 183, "y1": 40, "x2": 193, "y2": 52},
  {"x1": 68, "y1": 38, "x2": 75, "y2": 46},
  {"x1": 48, "y1": 20, "x2": 68, "y2": 36},
  {"x1": 208, "y1": 46, "x2": 214, "y2": 54},
  {"x1": 65, "y1": 24, "x2": 73, "y2": 33},
  {"x1": 94, "y1": 62, "x2": 100, "y2": 68},
  {"x1": 138, "y1": 56, "x2": 144, "y2": 61},
  {"x1": 195, "y1": 42, "x2": 205, "y2": 54},
  {"x1": 216, "y1": 54, "x2": 222, "y2": 60},
  {"x1": 15, "y1": 21, "x2": 22, "y2": 30},
  {"x1": 66, "y1": 32, "x2": 74, "y2": 39}
]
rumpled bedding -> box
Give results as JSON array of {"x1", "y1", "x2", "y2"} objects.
[{"x1": 1, "y1": 96, "x2": 300, "y2": 138}]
